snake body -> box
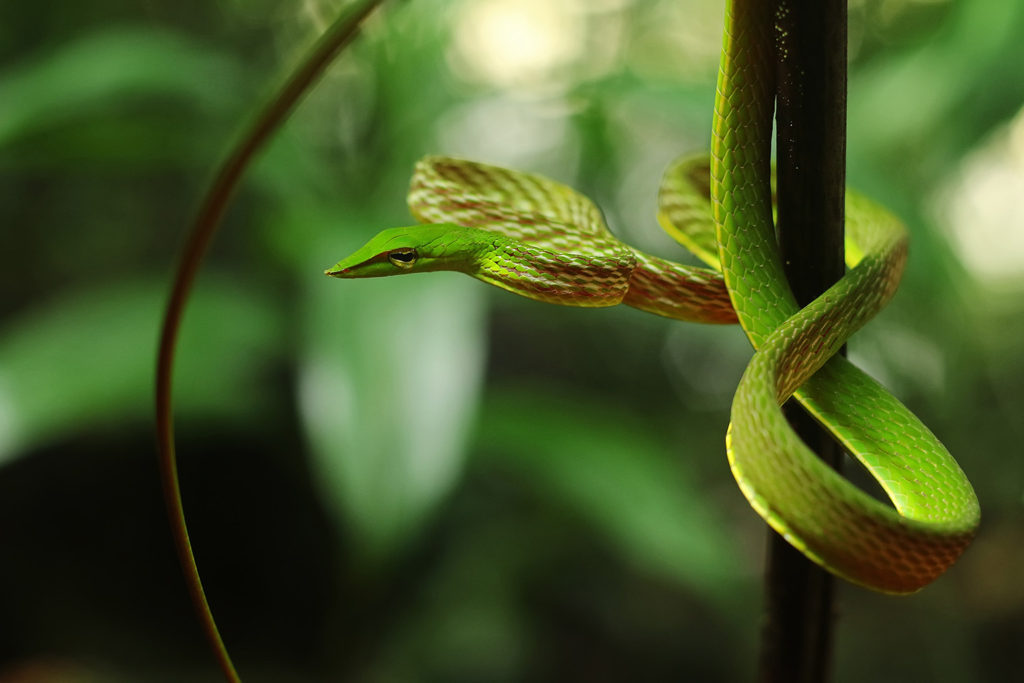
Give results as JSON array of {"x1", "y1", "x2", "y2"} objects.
[{"x1": 327, "y1": 0, "x2": 979, "y2": 592}]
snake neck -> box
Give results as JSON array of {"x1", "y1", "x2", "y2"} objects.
[
  {"x1": 464, "y1": 232, "x2": 742, "y2": 323},
  {"x1": 622, "y1": 251, "x2": 738, "y2": 324},
  {"x1": 470, "y1": 235, "x2": 635, "y2": 308}
]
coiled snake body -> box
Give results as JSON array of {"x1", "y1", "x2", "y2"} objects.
[{"x1": 327, "y1": 0, "x2": 978, "y2": 593}]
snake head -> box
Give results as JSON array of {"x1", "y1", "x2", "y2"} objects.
[{"x1": 325, "y1": 224, "x2": 471, "y2": 278}]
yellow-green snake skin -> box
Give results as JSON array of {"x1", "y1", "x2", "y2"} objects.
[{"x1": 328, "y1": 0, "x2": 979, "y2": 593}]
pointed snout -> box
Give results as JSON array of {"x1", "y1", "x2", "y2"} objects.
[{"x1": 324, "y1": 252, "x2": 364, "y2": 277}]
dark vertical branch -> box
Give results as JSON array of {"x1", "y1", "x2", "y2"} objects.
[{"x1": 760, "y1": 0, "x2": 847, "y2": 682}]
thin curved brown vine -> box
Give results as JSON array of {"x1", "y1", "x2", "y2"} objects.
[{"x1": 154, "y1": 2, "x2": 385, "y2": 680}]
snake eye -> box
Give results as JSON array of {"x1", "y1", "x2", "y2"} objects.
[{"x1": 387, "y1": 248, "x2": 418, "y2": 269}]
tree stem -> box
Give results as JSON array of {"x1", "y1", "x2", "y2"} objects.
[{"x1": 759, "y1": 0, "x2": 847, "y2": 681}]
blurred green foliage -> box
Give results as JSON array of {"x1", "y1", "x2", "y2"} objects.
[{"x1": 1, "y1": 0, "x2": 1023, "y2": 680}]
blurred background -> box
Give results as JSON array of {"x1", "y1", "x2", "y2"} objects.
[{"x1": 2, "y1": 0, "x2": 1023, "y2": 680}]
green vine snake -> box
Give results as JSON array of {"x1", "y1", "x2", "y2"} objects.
[{"x1": 326, "y1": 0, "x2": 978, "y2": 593}]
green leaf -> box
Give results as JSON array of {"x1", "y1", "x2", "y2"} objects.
[
  {"x1": 476, "y1": 387, "x2": 744, "y2": 602},
  {"x1": 0, "y1": 27, "x2": 244, "y2": 148},
  {"x1": 0, "y1": 277, "x2": 284, "y2": 463}
]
